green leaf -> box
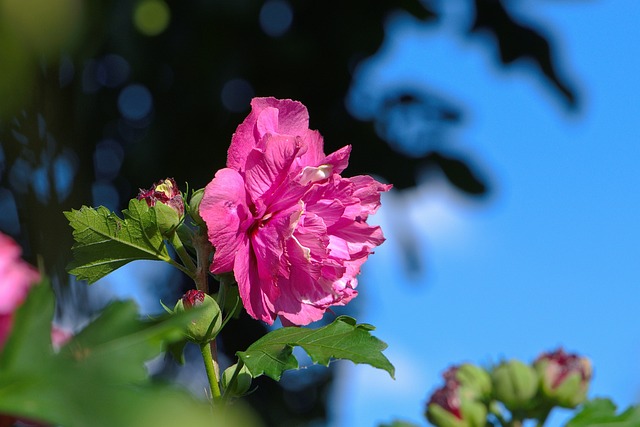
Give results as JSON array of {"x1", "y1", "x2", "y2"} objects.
[
  {"x1": 0, "y1": 278, "x2": 55, "y2": 373},
  {"x1": 565, "y1": 399, "x2": 640, "y2": 427},
  {"x1": 65, "y1": 198, "x2": 171, "y2": 283},
  {"x1": 237, "y1": 315, "x2": 394, "y2": 381},
  {"x1": 0, "y1": 282, "x2": 261, "y2": 427},
  {"x1": 57, "y1": 299, "x2": 197, "y2": 384}
]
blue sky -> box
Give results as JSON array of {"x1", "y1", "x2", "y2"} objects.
[{"x1": 331, "y1": 1, "x2": 640, "y2": 426}]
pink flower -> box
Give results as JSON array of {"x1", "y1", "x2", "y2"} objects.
[
  {"x1": 0, "y1": 232, "x2": 40, "y2": 350},
  {"x1": 200, "y1": 97, "x2": 391, "y2": 325}
]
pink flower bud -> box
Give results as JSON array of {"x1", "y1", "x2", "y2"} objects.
[
  {"x1": 426, "y1": 366, "x2": 488, "y2": 427},
  {"x1": 534, "y1": 348, "x2": 592, "y2": 408},
  {"x1": 182, "y1": 289, "x2": 205, "y2": 309},
  {"x1": 137, "y1": 177, "x2": 184, "y2": 216},
  {"x1": 137, "y1": 178, "x2": 185, "y2": 234},
  {"x1": 428, "y1": 381, "x2": 463, "y2": 420}
]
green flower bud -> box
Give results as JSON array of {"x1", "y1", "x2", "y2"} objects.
[
  {"x1": 174, "y1": 290, "x2": 222, "y2": 344},
  {"x1": 534, "y1": 348, "x2": 592, "y2": 408},
  {"x1": 188, "y1": 188, "x2": 205, "y2": 227},
  {"x1": 455, "y1": 364, "x2": 492, "y2": 400},
  {"x1": 137, "y1": 177, "x2": 185, "y2": 235},
  {"x1": 491, "y1": 360, "x2": 539, "y2": 411},
  {"x1": 221, "y1": 363, "x2": 252, "y2": 397}
]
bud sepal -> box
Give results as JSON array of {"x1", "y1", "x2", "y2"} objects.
[{"x1": 221, "y1": 362, "x2": 252, "y2": 397}]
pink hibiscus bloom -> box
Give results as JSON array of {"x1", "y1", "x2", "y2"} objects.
[
  {"x1": 200, "y1": 97, "x2": 391, "y2": 325},
  {"x1": 0, "y1": 232, "x2": 40, "y2": 349}
]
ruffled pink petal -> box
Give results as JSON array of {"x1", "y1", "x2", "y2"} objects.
[
  {"x1": 234, "y1": 238, "x2": 278, "y2": 324},
  {"x1": 245, "y1": 134, "x2": 301, "y2": 206},
  {"x1": 330, "y1": 220, "x2": 386, "y2": 259},
  {"x1": 250, "y1": 210, "x2": 295, "y2": 283},
  {"x1": 296, "y1": 129, "x2": 325, "y2": 167},
  {"x1": 350, "y1": 175, "x2": 392, "y2": 217},
  {"x1": 200, "y1": 168, "x2": 250, "y2": 274},
  {"x1": 274, "y1": 236, "x2": 328, "y2": 326},
  {"x1": 321, "y1": 145, "x2": 352, "y2": 174},
  {"x1": 303, "y1": 190, "x2": 346, "y2": 229},
  {"x1": 256, "y1": 107, "x2": 281, "y2": 139},
  {"x1": 254, "y1": 97, "x2": 311, "y2": 136}
]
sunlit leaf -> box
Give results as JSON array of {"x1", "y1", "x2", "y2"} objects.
[
  {"x1": 237, "y1": 315, "x2": 394, "y2": 381},
  {"x1": 65, "y1": 198, "x2": 170, "y2": 284},
  {"x1": 565, "y1": 399, "x2": 640, "y2": 427}
]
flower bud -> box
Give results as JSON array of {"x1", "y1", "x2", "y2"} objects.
[
  {"x1": 221, "y1": 363, "x2": 252, "y2": 397},
  {"x1": 491, "y1": 360, "x2": 539, "y2": 411},
  {"x1": 534, "y1": 348, "x2": 592, "y2": 408},
  {"x1": 188, "y1": 188, "x2": 205, "y2": 227},
  {"x1": 137, "y1": 178, "x2": 185, "y2": 234},
  {"x1": 452, "y1": 364, "x2": 492, "y2": 401},
  {"x1": 426, "y1": 381, "x2": 487, "y2": 427},
  {"x1": 174, "y1": 290, "x2": 222, "y2": 344}
]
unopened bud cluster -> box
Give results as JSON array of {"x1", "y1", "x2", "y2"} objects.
[{"x1": 426, "y1": 349, "x2": 592, "y2": 427}]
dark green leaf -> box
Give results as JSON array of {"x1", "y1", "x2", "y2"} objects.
[
  {"x1": 237, "y1": 315, "x2": 394, "y2": 381},
  {"x1": 65, "y1": 198, "x2": 171, "y2": 284}
]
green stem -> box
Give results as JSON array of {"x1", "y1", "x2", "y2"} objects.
[
  {"x1": 200, "y1": 341, "x2": 221, "y2": 402},
  {"x1": 169, "y1": 231, "x2": 197, "y2": 277}
]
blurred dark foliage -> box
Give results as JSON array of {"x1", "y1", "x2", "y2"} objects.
[
  {"x1": 471, "y1": 0, "x2": 578, "y2": 108},
  {"x1": 0, "y1": 0, "x2": 580, "y2": 425}
]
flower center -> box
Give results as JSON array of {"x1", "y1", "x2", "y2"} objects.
[{"x1": 249, "y1": 211, "x2": 274, "y2": 236}]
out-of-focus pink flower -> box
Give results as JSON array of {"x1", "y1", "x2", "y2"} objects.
[
  {"x1": 200, "y1": 97, "x2": 391, "y2": 325},
  {"x1": 0, "y1": 233, "x2": 40, "y2": 350}
]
